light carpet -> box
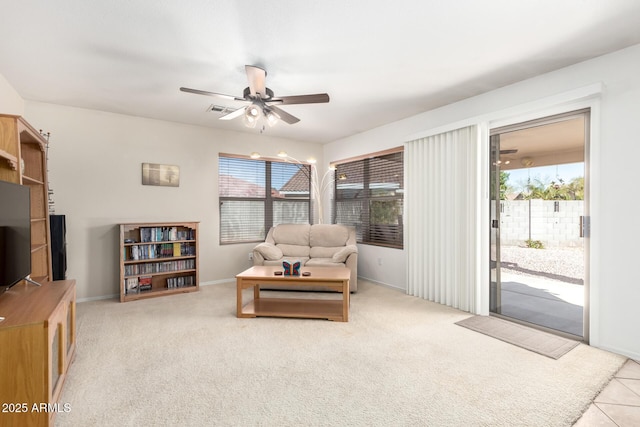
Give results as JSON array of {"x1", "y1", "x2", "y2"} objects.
[
  {"x1": 57, "y1": 280, "x2": 626, "y2": 426},
  {"x1": 455, "y1": 315, "x2": 580, "y2": 359}
]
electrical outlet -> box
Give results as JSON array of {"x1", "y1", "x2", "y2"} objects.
[
  {"x1": 248, "y1": 252, "x2": 253, "y2": 261},
  {"x1": 377, "y1": 257, "x2": 382, "y2": 266}
]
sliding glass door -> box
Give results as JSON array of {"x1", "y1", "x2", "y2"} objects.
[
  {"x1": 489, "y1": 110, "x2": 589, "y2": 340},
  {"x1": 489, "y1": 134, "x2": 502, "y2": 314}
]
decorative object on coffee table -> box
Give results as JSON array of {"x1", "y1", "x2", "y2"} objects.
[{"x1": 283, "y1": 260, "x2": 301, "y2": 276}]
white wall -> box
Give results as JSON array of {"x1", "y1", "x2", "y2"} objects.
[
  {"x1": 357, "y1": 245, "x2": 406, "y2": 291},
  {"x1": 23, "y1": 101, "x2": 323, "y2": 301},
  {"x1": 0, "y1": 73, "x2": 24, "y2": 116},
  {"x1": 324, "y1": 43, "x2": 640, "y2": 359}
]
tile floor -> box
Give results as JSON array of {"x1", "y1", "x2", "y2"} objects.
[{"x1": 574, "y1": 359, "x2": 640, "y2": 426}]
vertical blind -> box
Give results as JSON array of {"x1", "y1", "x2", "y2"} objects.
[
  {"x1": 218, "y1": 155, "x2": 310, "y2": 244},
  {"x1": 333, "y1": 150, "x2": 404, "y2": 248},
  {"x1": 405, "y1": 126, "x2": 479, "y2": 313}
]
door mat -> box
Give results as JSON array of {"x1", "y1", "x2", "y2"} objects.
[{"x1": 455, "y1": 315, "x2": 580, "y2": 359}]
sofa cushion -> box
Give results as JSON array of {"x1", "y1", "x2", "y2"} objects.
[
  {"x1": 254, "y1": 243, "x2": 284, "y2": 260},
  {"x1": 310, "y1": 246, "x2": 347, "y2": 259},
  {"x1": 332, "y1": 245, "x2": 358, "y2": 263},
  {"x1": 305, "y1": 258, "x2": 346, "y2": 267},
  {"x1": 276, "y1": 243, "x2": 311, "y2": 257},
  {"x1": 309, "y1": 224, "x2": 349, "y2": 247},
  {"x1": 272, "y1": 224, "x2": 310, "y2": 246}
]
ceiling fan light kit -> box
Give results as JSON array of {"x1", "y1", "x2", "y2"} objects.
[
  {"x1": 243, "y1": 103, "x2": 261, "y2": 128},
  {"x1": 180, "y1": 65, "x2": 329, "y2": 131}
]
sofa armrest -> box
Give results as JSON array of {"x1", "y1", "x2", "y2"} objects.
[
  {"x1": 252, "y1": 249, "x2": 266, "y2": 265},
  {"x1": 345, "y1": 251, "x2": 358, "y2": 292}
]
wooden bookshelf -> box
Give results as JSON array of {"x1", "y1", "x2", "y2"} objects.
[
  {"x1": 119, "y1": 222, "x2": 200, "y2": 302},
  {"x1": 0, "y1": 114, "x2": 53, "y2": 283}
]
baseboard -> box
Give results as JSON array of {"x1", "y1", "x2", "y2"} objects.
[
  {"x1": 200, "y1": 278, "x2": 234, "y2": 286},
  {"x1": 77, "y1": 280, "x2": 233, "y2": 303},
  {"x1": 358, "y1": 276, "x2": 405, "y2": 292},
  {"x1": 594, "y1": 343, "x2": 640, "y2": 362},
  {"x1": 77, "y1": 294, "x2": 119, "y2": 303}
]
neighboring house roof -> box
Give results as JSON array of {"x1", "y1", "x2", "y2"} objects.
[
  {"x1": 335, "y1": 154, "x2": 403, "y2": 196},
  {"x1": 279, "y1": 168, "x2": 310, "y2": 194},
  {"x1": 505, "y1": 192, "x2": 525, "y2": 200},
  {"x1": 218, "y1": 174, "x2": 265, "y2": 197},
  {"x1": 219, "y1": 174, "x2": 286, "y2": 198}
]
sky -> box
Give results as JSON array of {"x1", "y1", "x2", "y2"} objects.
[{"x1": 504, "y1": 162, "x2": 584, "y2": 191}]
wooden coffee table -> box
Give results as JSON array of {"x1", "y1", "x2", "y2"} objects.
[{"x1": 236, "y1": 266, "x2": 351, "y2": 322}]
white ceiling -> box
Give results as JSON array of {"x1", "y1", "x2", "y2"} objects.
[{"x1": 1, "y1": 1, "x2": 640, "y2": 144}]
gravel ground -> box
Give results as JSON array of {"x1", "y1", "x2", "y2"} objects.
[{"x1": 500, "y1": 245, "x2": 584, "y2": 283}]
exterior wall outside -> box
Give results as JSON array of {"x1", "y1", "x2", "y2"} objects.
[{"x1": 500, "y1": 200, "x2": 584, "y2": 247}]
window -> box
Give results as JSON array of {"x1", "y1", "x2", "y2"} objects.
[
  {"x1": 333, "y1": 148, "x2": 404, "y2": 248},
  {"x1": 218, "y1": 154, "x2": 311, "y2": 244}
]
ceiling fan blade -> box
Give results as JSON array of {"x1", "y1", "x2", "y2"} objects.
[
  {"x1": 268, "y1": 93, "x2": 330, "y2": 105},
  {"x1": 219, "y1": 107, "x2": 246, "y2": 121},
  {"x1": 180, "y1": 87, "x2": 244, "y2": 101},
  {"x1": 269, "y1": 105, "x2": 300, "y2": 124},
  {"x1": 245, "y1": 65, "x2": 267, "y2": 97}
]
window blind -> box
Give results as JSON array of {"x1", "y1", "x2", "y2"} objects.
[
  {"x1": 334, "y1": 150, "x2": 404, "y2": 248},
  {"x1": 219, "y1": 155, "x2": 310, "y2": 244}
]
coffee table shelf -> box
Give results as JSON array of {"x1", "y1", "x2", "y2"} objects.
[
  {"x1": 236, "y1": 266, "x2": 351, "y2": 322},
  {"x1": 242, "y1": 298, "x2": 345, "y2": 321}
]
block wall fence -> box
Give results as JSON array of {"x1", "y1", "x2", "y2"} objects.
[{"x1": 496, "y1": 200, "x2": 584, "y2": 247}]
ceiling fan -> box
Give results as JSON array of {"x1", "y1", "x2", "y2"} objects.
[{"x1": 180, "y1": 65, "x2": 330, "y2": 127}]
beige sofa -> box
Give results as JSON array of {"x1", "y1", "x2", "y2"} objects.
[{"x1": 252, "y1": 223, "x2": 358, "y2": 292}]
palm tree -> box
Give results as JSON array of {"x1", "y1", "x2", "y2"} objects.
[
  {"x1": 519, "y1": 175, "x2": 584, "y2": 200},
  {"x1": 523, "y1": 177, "x2": 547, "y2": 199},
  {"x1": 499, "y1": 171, "x2": 511, "y2": 200},
  {"x1": 566, "y1": 177, "x2": 584, "y2": 200}
]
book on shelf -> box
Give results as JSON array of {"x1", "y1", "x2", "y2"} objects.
[
  {"x1": 138, "y1": 226, "x2": 194, "y2": 243},
  {"x1": 125, "y1": 277, "x2": 139, "y2": 294},
  {"x1": 125, "y1": 242, "x2": 195, "y2": 261},
  {"x1": 138, "y1": 276, "x2": 152, "y2": 292},
  {"x1": 124, "y1": 259, "x2": 195, "y2": 276},
  {"x1": 167, "y1": 275, "x2": 196, "y2": 289}
]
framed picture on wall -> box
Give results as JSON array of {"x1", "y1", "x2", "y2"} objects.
[{"x1": 141, "y1": 163, "x2": 180, "y2": 187}]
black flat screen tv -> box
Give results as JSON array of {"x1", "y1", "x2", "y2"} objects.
[{"x1": 0, "y1": 180, "x2": 31, "y2": 292}]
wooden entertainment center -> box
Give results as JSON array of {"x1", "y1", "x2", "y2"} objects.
[
  {"x1": 0, "y1": 114, "x2": 53, "y2": 283},
  {"x1": 1, "y1": 115, "x2": 76, "y2": 426},
  {"x1": 0, "y1": 280, "x2": 76, "y2": 426}
]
